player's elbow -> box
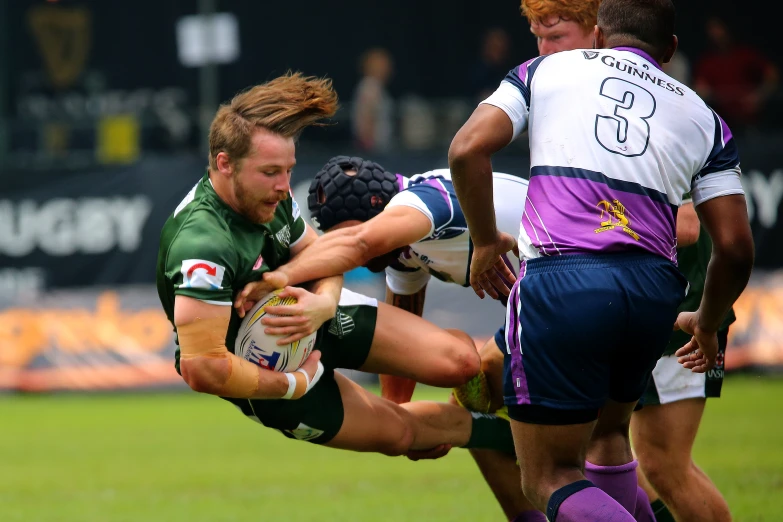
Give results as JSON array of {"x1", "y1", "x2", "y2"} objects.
[
  {"x1": 713, "y1": 232, "x2": 755, "y2": 278},
  {"x1": 180, "y1": 356, "x2": 229, "y2": 395},
  {"x1": 676, "y1": 223, "x2": 700, "y2": 247},
  {"x1": 448, "y1": 128, "x2": 485, "y2": 169}
]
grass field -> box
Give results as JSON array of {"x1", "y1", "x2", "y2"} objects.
[{"x1": 1, "y1": 375, "x2": 781, "y2": 521}]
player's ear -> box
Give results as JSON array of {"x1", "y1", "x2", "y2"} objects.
[
  {"x1": 215, "y1": 152, "x2": 234, "y2": 177},
  {"x1": 593, "y1": 25, "x2": 603, "y2": 49},
  {"x1": 662, "y1": 35, "x2": 678, "y2": 65}
]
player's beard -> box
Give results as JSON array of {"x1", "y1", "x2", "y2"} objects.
[{"x1": 233, "y1": 175, "x2": 278, "y2": 224}]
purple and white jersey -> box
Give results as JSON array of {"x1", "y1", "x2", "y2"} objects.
[
  {"x1": 384, "y1": 169, "x2": 528, "y2": 295},
  {"x1": 482, "y1": 47, "x2": 744, "y2": 263}
]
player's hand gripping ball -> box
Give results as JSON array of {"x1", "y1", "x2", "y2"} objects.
[{"x1": 235, "y1": 289, "x2": 317, "y2": 372}]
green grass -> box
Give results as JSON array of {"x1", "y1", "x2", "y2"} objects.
[{"x1": 0, "y1": 375, "x2": 781, "y2": 521}]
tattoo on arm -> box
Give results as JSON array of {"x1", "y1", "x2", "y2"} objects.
[{"x1": 385, "y1": 286, "x2": 427, "y2": 317}]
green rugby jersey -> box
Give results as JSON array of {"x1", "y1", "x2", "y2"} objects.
[
  {"x1": 665, "y1": 204, "x2": 736, "y2": 355},
  {"x1": 156, "y1": 173, "x2": 307, "y2": 372}
]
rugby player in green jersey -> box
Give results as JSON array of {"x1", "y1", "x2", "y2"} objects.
[{"x1": 156, "y1": 72, "x2": 513, "y2": 457}]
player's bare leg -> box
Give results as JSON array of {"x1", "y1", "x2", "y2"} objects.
[
  {"x1": 359, "y1": 302, "x2": 479, "y2": 389},
  {"x1": 632, "y1": 398, "x2": 732, "y2": 522},
  {"x1": 379, "y1": 374, "x2": 418, "y2": 404},
  {"x1": 469, "y1": 449, "x2": 542, "y2": 521},
  {"x1": 324, "y1": 372, "x2": 513, "y2": 455},
  {"x1": 584, "y1": 399, "x2": 643, "y2": 514},
  {"x1": 512, "y1": 400, "x2": 639, "y2": 521},
  {"x1": 380, "y1": 327, "x2": 476, "y2": 404}
]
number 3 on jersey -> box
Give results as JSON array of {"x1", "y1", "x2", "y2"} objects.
[{"x1": 595, "y1": 77, "x2": 656, "y2": 157}]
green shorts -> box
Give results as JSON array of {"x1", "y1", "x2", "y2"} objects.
[
  {"x1": 641, "y1": 328, "x2": 729, "y2": 406},
  {"x1": 223, "y1": 288, "x2": 378, "y2": 444}
]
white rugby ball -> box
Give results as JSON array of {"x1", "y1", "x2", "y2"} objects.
[{"x1": 235, "y1": 289, "x2": 317, "y2": 373}]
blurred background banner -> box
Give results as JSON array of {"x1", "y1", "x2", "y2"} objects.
[{"x1": 0, "y1": 0, "x2": 781, "y2": 391}]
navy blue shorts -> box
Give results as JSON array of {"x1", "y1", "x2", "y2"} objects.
[{"x1": 503, "y1": 253, "x2": 687, "y2": 425}]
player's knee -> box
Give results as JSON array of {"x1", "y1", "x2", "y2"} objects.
[
  {"x1": 435, "y1": 331, "x2": 480, "y2": 386},
  {"x1": 453, "y1": 347, "x2": 481, "y2": 385},
  {"x1": 378, "y1": 420, "x2": 415, "y2": 456},
  {"x1": 636, "y1": 447, "x2": 688, "y2": 495}
]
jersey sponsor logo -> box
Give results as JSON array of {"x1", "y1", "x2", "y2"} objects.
[
  {"x1": 252, "y1": 253, "x2": 264, "y2": 270},
  {"x1": 275, "y1": 225, "x2": 291, "y2": 246},
  {"x1": 594, "y1": 199, "x2": 640, "y2": 240},
  {"x1": 179, "y1": 259, "x2": 226, "y2": 289},
  {"x1": 582, "y1": 50, "x2": 600, "y2": 60},
  {"x1": 291, "y1": 195, "x2": 301, "y2": 220},
  {"x1": 708, "y1": 350, "x2": 726, "y2": 379},
  {"x1": 600, "y1": 55, "x2": 685, "y2": 96},
  {"x1": 281, "y1": 422, "x2": 324, "y2": 441},
  {"x1": 327, "y1": 311, "x2": 355, "y2": 338}
]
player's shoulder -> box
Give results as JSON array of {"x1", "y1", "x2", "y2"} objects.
[{"x1": 161, "y1": 190, "x2": 232, "y2": 259}]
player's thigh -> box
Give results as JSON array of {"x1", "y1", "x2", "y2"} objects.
[
  {"x1": 358, "y1": 301, "x2": 479, "y2": 382},
  {"x1": 504, "y1": 267, "x2": 616, "y2": 421},
  {"x1": 609, "y1": 261, "x2": 688, "y2": 403},
  {"x1": 631, "y1": 398, "x2": 706, "y2": 466},
  {"x1": 323, "y1": 371, "x2": 413, "y2": 455}
]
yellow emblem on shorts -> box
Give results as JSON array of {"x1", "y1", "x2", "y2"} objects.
[{"x1": 595, "y1": 199, "x2": 640, "y2": 240}]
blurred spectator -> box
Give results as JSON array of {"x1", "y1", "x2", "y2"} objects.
[
  {"x1": 470, "y1": 27, "x2": 513, "y2": 103},
  {"x1": 663, "y1": 51, "x2": 691, "y2": 86},
  {"x1": 351, "y1": 48, "x2": 394, "y2": 153},
  {"x1": 693, "y1": 16, "x2": 780, "y2": 132}
]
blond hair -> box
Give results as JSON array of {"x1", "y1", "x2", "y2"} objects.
[
  {"x1": 208, "y1": 72, "x2": 339, "y2": 169},
  {"x1": 520, "y1": 0, "x2": 600, "y2": 30}
]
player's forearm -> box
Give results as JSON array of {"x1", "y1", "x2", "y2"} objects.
[
  {"x1": 177, "y1": 317, "x2": 308, "y2": 399},
  {"x1": 448, "y1": 144, "x2": 499, "y2": 246},
  {"x1": 308, "y1": 274, "x2": 343, "y2": 315},
  {"x1": 698, "y1": 245, "x2": 754, "y2": 332},
  {"x1": 282, "y1": 230, "x2": 369, "y2": 286},
  {"x1": 384, "y1": 285, "x2": 426, "y2": 317},
  {"x1": 181, "y1": 352, "x2": 292, "y2": 399}
]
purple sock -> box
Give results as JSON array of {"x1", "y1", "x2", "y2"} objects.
[
  {"x1": 584, "y1": 460, "x2": 639, "y2": 514},
  {"x1": 633, "y1": 486, "x2": 656, "y2": 522},
  {"x1": 548, "y1": 480, "x2": 635, "y2": 522},
  {"x1": 511, "y1": 510, "x2": 547, "y2": 522}
]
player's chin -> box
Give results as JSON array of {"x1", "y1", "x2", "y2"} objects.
[{"x1": 255, "y1": 208, "x2": 277, "y2": 224}]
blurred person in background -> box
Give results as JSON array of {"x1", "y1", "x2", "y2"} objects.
[
  {"x1": 662, "y1": 49, "x2": 691, "y2": 86},
  {"x1": 693, "y1": 15, "x2": 779, "y2": 133},
  {"x1": 471, "y1": 27, "x2": 514, "y2": 103},
  {"x1": 351, "y1": 47, "x2": 395, "y2": 153}
]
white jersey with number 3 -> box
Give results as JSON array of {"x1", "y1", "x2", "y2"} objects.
[{"x1": 482, "y1": 47, "x2": 744, "y2": 263}]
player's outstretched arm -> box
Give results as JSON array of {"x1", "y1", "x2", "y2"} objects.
[
  {"x1": 676, "y1": 194, "x2": 754, "y2": 371},
  {"x1": 234, "y1": 207, "x2": 431, "y2": 315},
  {"x1": 449, "y1": 104, "x2": 518, "y2": 299},
  {"x1": 175, "y1": 295, "x2": 323, "y2": 399}
]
